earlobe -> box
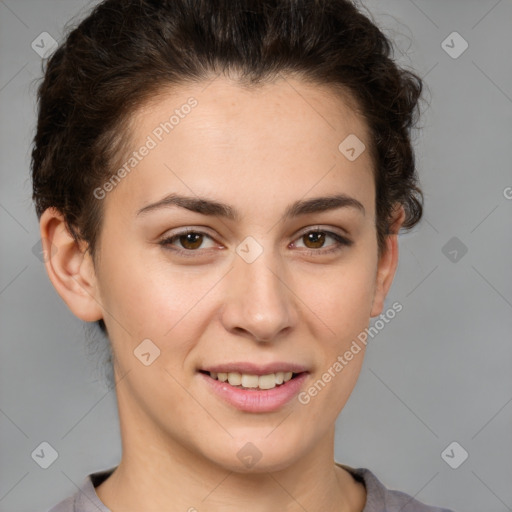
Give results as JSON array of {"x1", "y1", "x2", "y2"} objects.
[
  {"x1": 370, "y1": 205, "x2": 406, "y2": 318},
  {"x1": 39, "y1": 207, "x2": 104, "y2": 322}
]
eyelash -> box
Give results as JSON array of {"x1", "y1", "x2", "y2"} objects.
[{"x1": 158, "y1": 227, "x2": 353, "y2": 258}]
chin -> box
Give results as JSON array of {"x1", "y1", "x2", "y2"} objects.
[{"x1": 202, "y1": 431, "x2": 308, "y2": 474}]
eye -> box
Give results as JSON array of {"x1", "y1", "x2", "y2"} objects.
[
  {"x1": 159, "y1": 228, "x2": 218, "y2": 256},
  {"x1": 158, "y1": 226, "x2": 352, "y2": 258},
  {"x1": 291, "y1": 228, "x2": 352, "y2": 255}
]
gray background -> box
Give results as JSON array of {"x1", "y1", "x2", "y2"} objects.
[{"x1": 1, "y1": 0, "x2": 511, "y2": 511}]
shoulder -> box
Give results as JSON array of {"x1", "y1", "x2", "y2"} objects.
[
  {"x1": 45, "y1": 495, "x2": 74, "y2": 512},
  {"x1": 47, "y1": 464, "x2": 456, "y2": 512},
  {"x1": 338, "y1": 464, "x2": 456, "y2": 512},
  {"x1": 45, "y1": 467, "x2": 115, "y2": 512}
]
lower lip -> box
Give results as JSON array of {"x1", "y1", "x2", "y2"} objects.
[{"x1": 199, "y1": 372, "x2": 308, "y2": 413}]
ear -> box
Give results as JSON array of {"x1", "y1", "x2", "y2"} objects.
[
  {"x1": 370, "y1": 204, "x2": 406, "y2": 318},
  {"x1": 39, "y1": 207, "x2": 103, "y2": 322}
]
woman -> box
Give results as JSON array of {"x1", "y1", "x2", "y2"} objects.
[{"x1": 32, "y1": 0, "x2": 455, "y2": 510}]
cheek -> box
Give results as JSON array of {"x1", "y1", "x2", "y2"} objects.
[
  {"x1": 97, "y1": 242, "x2": 190, "y2": 327},
  {"x1": 297, "y1": 253, "x2": 377, "y2": 334},
  {"x1": 96, "y1": 245, "x2": 231, "y2": 372}
]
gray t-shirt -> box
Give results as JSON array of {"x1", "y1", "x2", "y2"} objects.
[{"x1": 46, "y1": 464, "x2": 455, "y2": 512}]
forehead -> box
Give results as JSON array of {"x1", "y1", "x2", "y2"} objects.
[
  {"x1": 108, "y1": 75, "x2": 375, "y2": 220},
  {"x1": 134, "y1": 75, "x2": 370, "y2": 153}
]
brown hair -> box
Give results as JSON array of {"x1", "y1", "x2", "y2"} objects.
[{"x1": 31, "y1": 0, "x2": 424, "y2": 337}]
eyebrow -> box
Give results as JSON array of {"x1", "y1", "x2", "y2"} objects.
[{"x1": 136, "y1": 192, "x2": 365, "y2": 220}]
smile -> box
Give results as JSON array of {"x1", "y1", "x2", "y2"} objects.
[
  {"x1": 205, "y1": 370, "x2": 296, "y2": 390},
  {"x1": 198, "y1": 369, "x2": 309, "y2": 413}
]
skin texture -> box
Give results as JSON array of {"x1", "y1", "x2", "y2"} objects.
[{"x1": 40, "y1": 75, "x2": 405, "y2": 512}]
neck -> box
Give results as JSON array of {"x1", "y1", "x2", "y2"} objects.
[{"x1": 96, "y1": 438, "x2": 365, "y2": 511}]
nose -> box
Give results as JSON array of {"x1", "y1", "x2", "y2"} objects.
[{"x1": 220, "y1": 245, "x2": 298, "y2": 342}]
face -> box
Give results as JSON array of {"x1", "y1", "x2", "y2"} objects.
[{"x1": 48, "y1": 75, "x2": 402, "y2": 474}]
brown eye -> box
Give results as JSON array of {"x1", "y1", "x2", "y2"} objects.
[
  {"x1": 159, "y1": 229, "x2": 217, "y2": 255},
  {"x1": 178, "y1": 232, "x2": 204, "y2": 250},
  {"x1": 293, "y1": 228, "x2": 352, "y2": 255},
  {"x1": 302, "y1": 231, "x2": 327, "y2": 249}
]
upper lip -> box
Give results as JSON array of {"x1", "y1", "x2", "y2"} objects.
[{"x1": 200, "y1": 362, "x2": 309, "y2": 376}]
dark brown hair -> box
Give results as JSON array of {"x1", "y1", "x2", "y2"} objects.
[{"x1": 31, "y1": 0, "x2": 424, "y2": 337}]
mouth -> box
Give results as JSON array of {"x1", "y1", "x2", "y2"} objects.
[
  {"x1": 198, "y1": 369, "x2": 303, "y2": 390},
  {"x1": 197, "y1": 367, "x2": 309, "y2": 412}
]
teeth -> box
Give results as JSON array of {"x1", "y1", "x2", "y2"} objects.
[
  {"x1": 228, "y1": 372, "x2": 242, "y2": 386},
  {"x1": 241, "y1": 374, "x2": 259, "y2": 388},
  {"x1": 258, "y1": 373, "x2": 277, "y2": 390},
  {"x1": 209, "y1": 371, "x2": 296, "y2": 389}
]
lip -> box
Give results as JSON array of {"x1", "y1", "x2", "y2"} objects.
[
  {"x1": 200, "y1": 362, "x2": 309, "y2": 376},
  {"x1": 199, "y1": 371, "x2": 309, "y2": 413}
]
